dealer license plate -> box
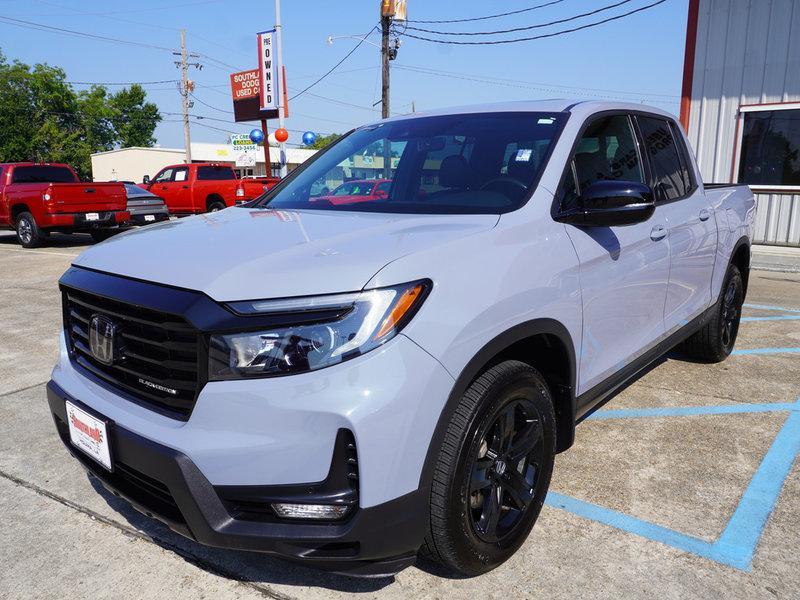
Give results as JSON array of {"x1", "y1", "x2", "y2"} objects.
[
  {"x1": 65, "y1": 401, "x2": 112, "y2": 470},
  {"x1": 144, "y1": 214, "x2": 155, "y2": 222},
  {"x1": 85, "y1": 212, "x2": 100, "y2": 221}
]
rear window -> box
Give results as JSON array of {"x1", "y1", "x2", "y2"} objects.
[
  {"x1": 197, "y1": 166, "x2": 236, "y2": 181},
  {"x1": 12, "y1": 166, "x2": 77, "y2": 184}
]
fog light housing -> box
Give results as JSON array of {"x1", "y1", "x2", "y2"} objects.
[{"x1": 271, "y1": 503, "x2": 350, "y2": 520}]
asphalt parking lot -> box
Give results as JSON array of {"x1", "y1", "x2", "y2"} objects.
[{"x1": 1, "y1": 230, "x2": 798, "y2": 600}]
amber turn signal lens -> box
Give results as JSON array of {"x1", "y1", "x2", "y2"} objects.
[{"x1": 374, "y1": 284, "x2": 425, "y2": 340}]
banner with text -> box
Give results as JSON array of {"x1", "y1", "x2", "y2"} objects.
[{"x1": 257, "y1": 29, "x2": 279, "y2": 112}]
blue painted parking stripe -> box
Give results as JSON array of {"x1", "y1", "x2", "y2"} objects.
[
  {"x1": 544, "y1": 491, "x2": 719, "y2": 563},
  {"x1": 731, "y1": 347, "x2": 800, "y2": 356},
  {"x1": 714, "y1": 404, "x2": 800, "y2": 569},
  {"x1": 587, "y1": 402, "x2": 799, "y2": 421},
  {"x1": 741, "y1": 315, "x2": 800, "y2": 322},
  {"x1": 549, "y1": 399, "x2": 800, "y2": 571},
  {"x1": 744, "y1": 303, "x2": 800, "y2": 314}
]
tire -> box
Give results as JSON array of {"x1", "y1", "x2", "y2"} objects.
[
  {"x1": 207, "y1": 200, "x2": 226, "y2": 212},
  {"x1": 422, "y1": 360, "x2": 556, "y2": 576},
  {"x1": 15, "y1": 212, "x2": 44, "y2": 248},
  {"x1": 681, "y1": 264, "x2": 744, "y2": 362}
]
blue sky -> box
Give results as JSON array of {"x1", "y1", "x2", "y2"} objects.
[{"x1": 0, "y1": 0, "x2": 689, "y2": 148}]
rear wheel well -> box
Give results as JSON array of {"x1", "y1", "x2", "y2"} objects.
[
  {"x1": 731, "y1": 242, "x2": 750, "y2": 296},
  {"x1": 11, "y1": 204, "x2": 31, "y2": 223},
  {"x1": 206, "y1": 194, "x2": 225, "y2": 210}
]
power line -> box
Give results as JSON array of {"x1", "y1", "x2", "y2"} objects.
[
  {"x1": 393, "y1": 64, "x2": 679, "y2": 103},
  {"x1": 406, "y1": 0, "x2": 634, "y2": 36},
  {"x1": 289, "y1": 26, "x2": 378, "y2": 101},
  {"x1": 400, "y1": 0, "x2": 669, "y2": 45},
  {"x1": 0, "y1": 15, "x2": 175, "y2": 52},
  {"x1": 407, "y1": 0, "x2": 568, "y2": 24},
  {"x1": 66, "y1": 79, "x2": 178, "y2": 86}
]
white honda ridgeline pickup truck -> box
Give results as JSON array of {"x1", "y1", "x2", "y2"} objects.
[{"x1": 49, "y1": 101, "x2": 755, "y2": 577}]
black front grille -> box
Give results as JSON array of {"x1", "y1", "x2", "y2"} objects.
[{"x1": 63, "y1": 287, "x2": 201, "y2": 419}]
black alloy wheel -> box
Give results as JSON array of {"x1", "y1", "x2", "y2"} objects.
[
  {"x1": 422, "y1": 360, "x2": 555, "y2": 575},
  {"x1": 720, "y1": 276, "x2": 742, "y2": 353},
  {"x1": 467, "y1": 398, "x2": 544, "y2": 543}
]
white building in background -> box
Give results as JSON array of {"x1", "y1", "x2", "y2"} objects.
[
  {"x1": 91, "y1": 143, "x2": 317, "y2": 183},
  {"x1": 681, "y1": 0, "x2": 800, "y2": 247}
]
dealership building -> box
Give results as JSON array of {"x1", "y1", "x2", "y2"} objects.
[
  {"x1": 681, "y1": 0, "x2": 800, "y2": 247},
  {"x1": 90, "y1": 143, "x2": 317, "y2": 183}
]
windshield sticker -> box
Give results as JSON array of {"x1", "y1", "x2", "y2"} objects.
[
  {"x1": 515, "y1": 149, "x2": 533, "y2": 162},
  {"x1": 538, "y1": 118, "x2": 555, "y2": 125}
]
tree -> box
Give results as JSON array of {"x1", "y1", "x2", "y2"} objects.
[
  {"x1": 0, "y1": 50, "x2": 161, "y2": 178},
  {"x1": 109, "y1": 84, "x2": 161, "y2": 147},
  {"x1": 306, "y1": 133, "x2": 341, "y2": 150}
]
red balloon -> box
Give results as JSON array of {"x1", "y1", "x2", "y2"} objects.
[{"x1": 275, "y1": 128, "x2": 289, "y2": 143}]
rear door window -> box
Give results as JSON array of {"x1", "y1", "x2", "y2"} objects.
[
  {"x1": 197, "y1": 166, "x2": 236, "y2": 180},
  {"x1": 637, "y1": 116, "x2": 688, "y2": 201},
  {"x1": 173, "y1": 167, "x2": 189, "y2": 182}
]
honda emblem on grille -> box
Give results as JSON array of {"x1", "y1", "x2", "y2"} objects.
[{"x1": 89, "y1": 314, "x2": 118, "y2": 366}]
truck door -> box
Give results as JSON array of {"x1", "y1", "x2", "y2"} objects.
[
  {"x1": 151, "y1": 167, "x2": 176, "y2": 210},
  {"x1": 170, "y1": 167, "x2": 191, "y2": 212},
  {"x1": 636, "y1": 116, "x2": 717, "y2": 334},
  {"x1": 559, "y1": 114, "x2": 670, "y2": 396}
]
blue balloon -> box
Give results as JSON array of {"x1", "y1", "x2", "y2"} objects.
[
  {"x1": 249, "y1": 128, "x2": 264, "y2": 144},
  {"x1": 302, "y1": 131, "x2": 317, "y2": 146}
]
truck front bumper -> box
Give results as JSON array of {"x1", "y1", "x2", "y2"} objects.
[{"x1": 48, "y1": 379, "x2": 428, "y2": 576}]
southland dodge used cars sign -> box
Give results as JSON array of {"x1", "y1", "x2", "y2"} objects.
[{"x1": 257, "y1": 29, "x2": 279, "y2": 112}]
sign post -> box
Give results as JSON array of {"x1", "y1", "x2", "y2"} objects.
[{"x1": 274, "y1": 0, "x2": 288, "y2": 177}]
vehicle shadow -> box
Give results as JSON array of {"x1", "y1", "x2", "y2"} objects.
[
  {"x1": 88, "y1": 477, "x2": 396, "y2": 594},
  {"x1": 0, "y1": 231, "x2": 94, "y2": 248}
]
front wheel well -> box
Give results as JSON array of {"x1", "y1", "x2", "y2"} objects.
[{"x1": 491, "y1": 333, "x2": 575, "y2": 453}]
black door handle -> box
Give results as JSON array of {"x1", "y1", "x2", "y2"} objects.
[{"x1": 84, "y1": 188, "x2": 95, "y2": 193}]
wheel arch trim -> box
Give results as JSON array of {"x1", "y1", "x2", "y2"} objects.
[{"x1": 417, "y1": 318, "x2": 577, "y2": 492}]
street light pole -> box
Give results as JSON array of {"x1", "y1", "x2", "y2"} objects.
[{"x1": 274, "y1": 0, "x2": 287, "y2": 177}]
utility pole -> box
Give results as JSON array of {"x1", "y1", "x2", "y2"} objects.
[
  {"x1": 274, "y1": 0, "x2": 287, "y2": 177},
  {"x1": 174, "y1": 30, "x2": 201, "y2": 164},
  {"x1": 380, "y1": 13, "x2": 391, "y2": 120}
]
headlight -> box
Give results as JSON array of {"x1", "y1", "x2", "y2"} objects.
[{"x1": 209, "y1": 280, "x2": 430, "y2": 380}]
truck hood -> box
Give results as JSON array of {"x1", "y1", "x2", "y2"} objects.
[{"x1": 73, "y1": 207, "x2": 498, "y2": 301}]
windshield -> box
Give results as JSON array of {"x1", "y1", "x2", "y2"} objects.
[{"x1": 253, "y1": 111, "x2": 566, "y2": 214}]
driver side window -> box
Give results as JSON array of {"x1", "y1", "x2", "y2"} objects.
[
  {"x1": 153, "y1": 168, "x2": 174, "y2": 183},
  {"x1": 561, "y1": 114, "x2": 643, "y2": 211}
]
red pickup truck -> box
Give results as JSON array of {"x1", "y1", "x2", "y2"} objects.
[
  {"x1": 0, "y1": 163, "x2": 129, "y2": 248},
  {"x1": 142, "y1": 163, "x2": 278, "y2": 215}
]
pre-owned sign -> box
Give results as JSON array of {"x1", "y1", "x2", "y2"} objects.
[{"x1": 257, "y1": 29, "x2": 279, "y2": 112}]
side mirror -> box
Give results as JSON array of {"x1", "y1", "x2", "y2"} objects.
[
  {"x1": 142, "y1": 175, "x2": 151, "y2": 184},
  {"x1": 560, "y1": 180, "x2": 655, "y2": 227}
]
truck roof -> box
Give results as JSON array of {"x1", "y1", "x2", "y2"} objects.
[
  {"x1": 0, "y1": 162, "x2": 74, "y2": 168},
  {"x1": 377, "y1": 100, "x2": 677, "y2": 126}
]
